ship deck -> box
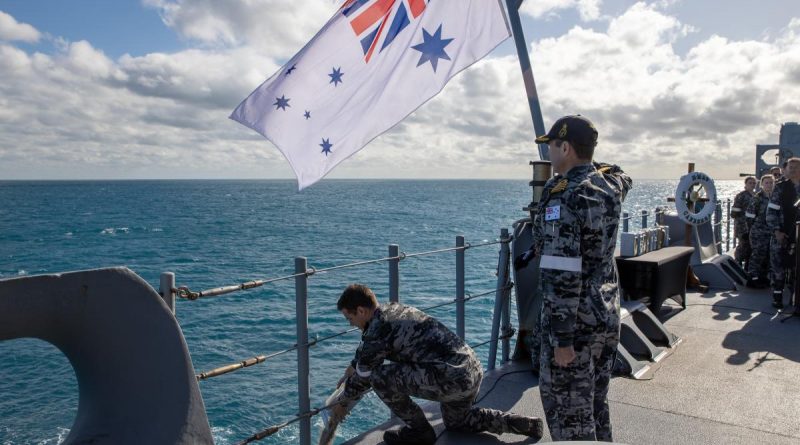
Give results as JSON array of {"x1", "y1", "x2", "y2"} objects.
[{"x1": 345, "y1": 287, "x2": 800, "y2": 445}]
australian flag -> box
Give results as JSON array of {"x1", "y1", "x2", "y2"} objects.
[{"x1": 230, "y1": 0, "x2": 510, "y2": 190}]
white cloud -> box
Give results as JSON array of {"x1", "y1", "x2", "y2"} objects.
[
  {"x1": 520, "y1": 0, "x2": 603, "y2": 22},
  {"x1": 0, "y1": 10, "x2": 41, "y2": 42},
  {"x1": 143, "y1": 0, "x2": 337, "y2": 57},
  {"x1": 0, "y1": 3, "x2": 799, "y2": 181}
]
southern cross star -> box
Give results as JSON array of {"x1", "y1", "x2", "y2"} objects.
[
  {"x1": 412, "y1": 24, "x2": 454, "y2": 72},
  {"x1": 273, "y1": 95, "x2": 290, "y2": 111},
  {"x1": 320, "y1": 138, "x2": 333, "y2": 156},
  {"x1": 329, "y1": 67, "x2": 344, "y2": 86}
]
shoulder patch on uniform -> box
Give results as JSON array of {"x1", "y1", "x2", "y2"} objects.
[
  {"x1": 550, "y1": 178, "x2": 568, "y2": 194},
  {"x1": 597, "y1": 166, "x2": 611, "y2": 174}
]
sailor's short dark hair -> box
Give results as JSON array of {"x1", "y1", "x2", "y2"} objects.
[{"x1": 337, "y1": 284, "x2": 378, "y2": 312}]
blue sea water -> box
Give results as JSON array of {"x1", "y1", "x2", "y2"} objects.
[{"x1": 0, "y1": 179, "x2": 742, "y2": 445}]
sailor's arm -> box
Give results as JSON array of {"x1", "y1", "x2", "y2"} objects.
[
  {"x1": 766, "y1": 185, "x2": 784, "y2": 238},
  {"x1": 342, "y1": 329, "x2": 390, "y2": 399}
]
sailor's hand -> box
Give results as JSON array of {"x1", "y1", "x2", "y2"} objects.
[
  {"x1": 514, "y1": 249, "x2": 536, "y2": 270},
  {"x1": 775, "y1": 231, "x2": 787, "y2": 243},
  {"x1": 554, "y1": 346, "x2": 576, "y2": 367},
  {"x1": 337, "y1": 366, "x2": 355, "y2": 387}
]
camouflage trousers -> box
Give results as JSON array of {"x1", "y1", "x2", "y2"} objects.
[
  {"x1": 369, "y1": 360, "x2": 522, "y2": 434},
  {"x1": 735, "y1": 235, "x2": 751, "y2": 266},
  {"x1": 539, "y1": 329, "x2": 619, "y2": 442},
  {"x1": 769, "y1": 237, "x2": 791, "y2": 290},
  {"x1": 747, "y1": 228, "x2": 770, "y2": 279}
]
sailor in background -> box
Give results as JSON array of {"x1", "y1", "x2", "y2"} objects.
[
  {"x1": 516, "y1": 115, "x2": 632, "y2": 441},
  {"x1": 746, "y1": 174, "x2": 775, "y2": 288},
  {"x1": 332, "y1": 284, "x2": 544, "y2": 445},
  {"x1": 732, "y1": 176, "x2": 757, "y2": 270},
  {"x1": 766, "y1": 158, "x2": 800, "y2": 309}
]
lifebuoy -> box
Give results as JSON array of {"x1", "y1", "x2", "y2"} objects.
[{"x1": 675, "y1": 172, "x2": 718, "y2": 226}]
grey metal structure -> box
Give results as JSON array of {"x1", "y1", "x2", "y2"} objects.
[
  {"x1": 755, "y1": 122, "x2": 800, "y2": 177},
  {"x1": 0, "y1": 267, "x2": 213, "y2": 445}
]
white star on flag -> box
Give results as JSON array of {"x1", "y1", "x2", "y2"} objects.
[{"x1": 230, "y1": 0, "x2": 510, "y2": 190}]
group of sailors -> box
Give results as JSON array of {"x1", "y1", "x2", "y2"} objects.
[{"x1": 732, "y1": 158, "x2": 800, "y2": 310}]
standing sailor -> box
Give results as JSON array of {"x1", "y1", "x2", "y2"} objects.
[
  {"x1": 332, "y1": 284, "x2": 544, "y2": 445},
  {"x1": 746, "y1": 175, "x2": 775, "y2": 288},
  {"x1": 516, "y1": 115, "x2": 631, "y2": 441},
  {"x1": 766, "y1": 158, "x2": 800, "y2": 309},
  {"x1": 732, "y1": 176, "x2": 757, "y2": 269}
]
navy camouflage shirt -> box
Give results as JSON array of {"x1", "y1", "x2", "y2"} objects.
[{"x1": 533, "y1": 162, "x2": 632, "y2": 347}]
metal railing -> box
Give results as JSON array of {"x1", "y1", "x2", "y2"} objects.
[
  {"x1": 620, "y1": 198, "x2": 734, "y2": 255},
  {"x1": 158, "y1": 231, "x2": 515, "y2": 445}
]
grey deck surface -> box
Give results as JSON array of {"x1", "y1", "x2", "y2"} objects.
[{"x1": 345, "y1": 288, "x2": 800, "y2": 445}]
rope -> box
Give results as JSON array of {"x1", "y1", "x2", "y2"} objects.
[{"x1": 177, "y1": 271, "x2": 307, "y2": 300}]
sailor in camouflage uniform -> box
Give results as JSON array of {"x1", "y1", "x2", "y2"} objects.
[
  {"x1": 517, "y1": 115, "x2": 631, "y2": 441},
  {"x1": 333, "y1": 284, "x2": 544, "y2": 445},
  {"x1": 731, "y1": 177, "x2": 757, "y2": 268},
  {"x1": 745, "y1": 174, "x2": 774, "y2": 287},
  {"x1": 765, "y1": 158, "x2": 800, "y2": 309}
]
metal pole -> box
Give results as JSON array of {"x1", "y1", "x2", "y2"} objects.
[
  {"x1": 641, "y1": 210, "x2": 648, "y2": 229},
  {"x1": 501, "y1": 267, "x2": 511, "y2": 363},
  {"x1": 159, "y1": 272, "x2": 176, "y2": 315},
  {"x1": 726, "y1": 199, "x2": 732, "y2": 252},
  {"x1": 294, "y1": 257, "x2": 311, "y2": 445},
  {"x1": 488, "y1": 228, "x2": 511, "y2": 370},
  {"x1": 456, "y1": 236, "x2": 466, "y2": 341},
  {"x1": 504, "y1": 0, "x2": 548, "y2": 160},
  {"x1": 622, "y1": 212, "x2": 629, "y2": 233},
  {"x1": 714, "y1": 201, "x2": 723, "y2": 254},
  {"x1": 389, "y1": 244, "x2": 400, "y2": 303}
]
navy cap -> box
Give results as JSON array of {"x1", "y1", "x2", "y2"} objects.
[{"x1": 535, "y1": 115, "x2": 598, "y2": 147}]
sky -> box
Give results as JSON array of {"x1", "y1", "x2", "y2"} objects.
[{"x1": 0, "y1": 0, "x2": 799, "y2": 182}]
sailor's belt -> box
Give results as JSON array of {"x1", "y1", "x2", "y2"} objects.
[{"x1": 768, "y1": 203, "x2": 781, "y2": 210}]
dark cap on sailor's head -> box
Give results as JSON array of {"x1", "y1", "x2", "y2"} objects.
[{"x1": 535, "y1": 115, "x2": 598, "y2": 147}]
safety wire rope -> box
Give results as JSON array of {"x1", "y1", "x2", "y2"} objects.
[{"x1": 175, "y1": 239, "x2": 504, "y2": 301}]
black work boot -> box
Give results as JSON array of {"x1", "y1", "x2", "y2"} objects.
[
  {"x1": 383, "y1": 422, "x2": 436, "y2": 445},
  {"x1": 508, "y1": 415, "x2": 544, "y2": 440},
  {"x1": 772, "y1": 290, "x2": 784, "y2": 309}
]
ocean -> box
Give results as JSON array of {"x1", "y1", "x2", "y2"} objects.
[{"x1": 0, "y1": 178, "x2": 743, "y2": 445}]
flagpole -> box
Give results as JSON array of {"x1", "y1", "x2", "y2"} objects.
[{"x1": 504, "y1": 0, "x2": 549, "y2": 161}]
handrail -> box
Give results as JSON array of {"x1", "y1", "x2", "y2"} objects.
[{"x1": 177, "y1": 240, "x2": 505, "y2": 301}]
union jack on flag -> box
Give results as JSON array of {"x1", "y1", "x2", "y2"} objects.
[{"x1": 342, "y1": 0, "x2": 430, "y2": 62}]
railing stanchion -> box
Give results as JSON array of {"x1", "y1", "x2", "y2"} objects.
[
  {"x1": 456, "y1": 236, "x2": 466, "y2": 341},
  {"x1": 159, "y1": 272, "x2": 176, "y2": 314},
  {"x1": 714, "y1": 201, "x2": 723, "y2": 253},
  {"x1": 623, "y1": 212, "x2": 629, "y2": 233},
  {"x1": 389, "y1": 244, "x2": 400, "y2": 303},
  {"x1": 726, "y1": 199, "x2": 732, "y2": 252},
  {"x1": 641, "y1": 210, "x2": 648, "y2": 229},
  {"x1": 294, "y1": 257, "x2": 311, "y2": 445},
  {"x1": 488, "y1": 228, "x2": 511, "y2": 370}
]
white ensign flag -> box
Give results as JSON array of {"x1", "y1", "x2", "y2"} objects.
[{"x1": 230, "y1": 0, "x2": 510, "y2": 190}]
